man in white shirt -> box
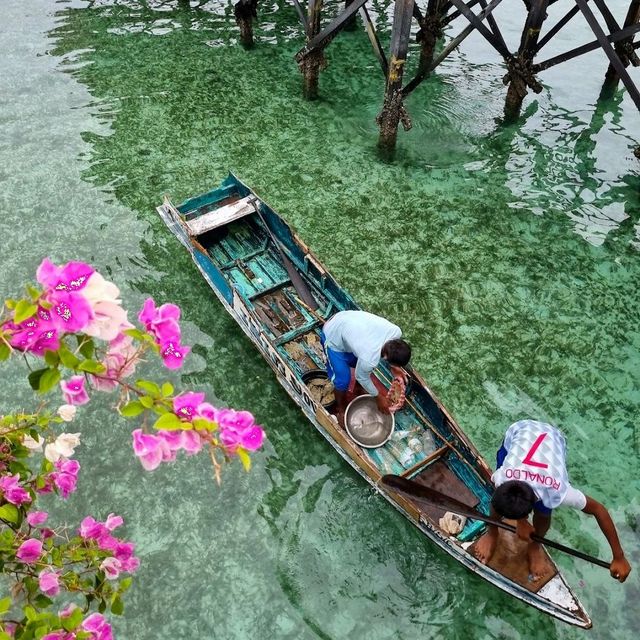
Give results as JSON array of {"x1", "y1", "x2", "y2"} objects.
[
  {"x1": 321, "y1": 310, "x2": 411, "y2": 427},
  {"x1": 474, "y1": 420, "x2": 631, "y2": 583}
]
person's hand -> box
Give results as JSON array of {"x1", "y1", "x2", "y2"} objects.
[
  {"x1": 610, "y1": 556, "x2": 631, "y2": 582},
  {"x1": 336, "y1": 411, "x2": 346, "y2": 429},
  {"x1": 389, "y1": 365, "x2": 409, "y2": 383},
  {"x1": 376, "y1": 394, "x2": 391, "y2": 414},
  {"x1": 515, "y1": 518, "x2": 535, "y2": 542}
]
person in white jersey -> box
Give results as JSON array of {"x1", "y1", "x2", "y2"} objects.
[
  {"x1": 474, "y1": 420, "x2": 631, "y2": 583},
  {"x1": 321, "y1": 310, "x2": 411, "y2": 427}
]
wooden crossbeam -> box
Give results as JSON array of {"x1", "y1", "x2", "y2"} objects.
[
  {"x1": 359, "y1": 5, "x2": 389, "y2": 75},
  {"x1": 448, "y1": 0, "x2": 511, "y2": 58},
  {"x1": 574, "y1": 0, "x2": 640, "y2": 110},
  {"x1": 295, "y1": 0, "x2": 368, "y2": 61},
  {"x1": 536, "y1": 4, "x2": 581, "y2": 53},
  {"x1": 403, "y1": 0, "x2": 504, "y2": 96},
  {"x1": 535, "y1": 21, "x2": 640, "y2": 72}
]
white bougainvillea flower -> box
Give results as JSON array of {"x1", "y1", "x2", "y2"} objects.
[
  {"x1": 82, "y1": 272, "x2": 128, "y2": 341},
  {"x1": 44, "y1": 432, "x2": 81, "y2": 462},
  {"x1": 57, "y1": 404, "x2": 77, "y2": 422},
  {"x1": 22, "y1": 434, "x2": 44, "y2": 451}
]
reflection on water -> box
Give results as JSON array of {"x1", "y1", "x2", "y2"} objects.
[{"x1": 2, "y1": 0, "x2": 640, "y2": 639}]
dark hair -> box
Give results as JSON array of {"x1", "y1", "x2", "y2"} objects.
[
  {"x1": 383, "y1": 339, "x2": 411, "y2": 367},
  {"x1": 491, "y1": 481, "x2": 536, "y2": 519}
]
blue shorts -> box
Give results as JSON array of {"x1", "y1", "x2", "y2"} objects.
[
  {"x1": 496, "y1": 442, "x2": 551, "y2": 515},
  {"x1": 320, "y1": 331, "x2": 356, "y2": 392}
]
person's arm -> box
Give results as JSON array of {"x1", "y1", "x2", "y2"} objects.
[
  {"x1": 583, "y1": 495, "x2": 631, "y2": 582},
  {"x1": 354, "y1": 358, "x2": 378, "y2": 397}
]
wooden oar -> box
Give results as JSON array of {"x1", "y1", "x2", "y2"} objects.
[
  {"x1": 380, "y1": 474, "x2": 610, "y2": 569},
  {"x1": 249, "y1": 197, "x2": 320, "y2": 311}
]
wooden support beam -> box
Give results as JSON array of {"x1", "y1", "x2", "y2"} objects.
[
  {"x1": 534, "y1": 21, "x2": 640, "y2": 72},
  {"x1": 575, "y1": 0, "x2": 640, "y2": 111},
  {"x1": 602, "y1": 0, "x2": 640, "y2": 93},
  {"x1": 344, "y1": 0, "x2": 358, "y2": 31},
  {"x1": 359, "y1": 5, "x2": 389, "y2": 75},
  {"x1": 403, "y1": 0, "x2": 504, "y2": 96},
  {"x1": 503, "y1": 0, "x2": 548, "y2": 120},
  {"x1": 295, "y1": 0, "x2": 368, "y2": 62},
  {"x1": 234, "y1": 0, "x2": 258, "y2": 49},
  {"x1": 291, "y1": 0, "x2": 308, "y2": 30},
  {"x1": 535, "y1": 4, "x2": 581, "y2": 53},
  {"x1": 448, "y1": 0, "x2": 511, "y2": 58},
  {"x1": 377, "y1": 0, "x2": 415, "y2": 156},
  {"x1": 416, "y1": 0, "x2": 448, "y2": 73},
  {"x1": 300, "y1": 0, "x2": 325, "y2": 100}
]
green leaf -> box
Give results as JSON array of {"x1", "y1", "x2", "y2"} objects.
[
  {"x1": 58, "y1": 345, "x2": 80, "y2": 369},
  {"x1": 77, "y1": 359, "x2": 106, "y2": 374},
  {"x1": 14, "y1": 300, "x2": 38, "y2": 324},
  {"x1": 28, "y1": 368, "x2": 48, "y2": 391},
  {"x1": 38, "y1": 368, "x2": 61, "y2": 394},
  {"x1": 237, "y1": 447, "x2": 252, "y2": 472},
  {"x1": 119, "y1": 577, "x2": 133, "y2": 592},
  {"x1": 0, "y1": 342, "x2": 10, "y2": 361},
  {"x1": 33, "y1": 594, "x2": 52, "y2": 609},
  {"x1": 43, "y1": 350, "x2": 59, "y2": 367},
  {"x1": 62, "y1": 606, "x2": 83, "y2": 631},
  {"x1": 111, "y1": 596, "x2": 124, "y2": 615},
  {"x1": 123, "y1": 328, "x2": 146, "y2": 341},
  {"x1": 0, "y1": 596, "x2": 11, "y2": 615},
  {"x1": 26, "y1": 285, "x2": 41, "y2": 301},
  {"x1": 136, "y1": 379, "x2": 160, "y2": 396},
  {"x1": 153, "y1": 413, "x2": 183, "y2": 431},
  {"x1": 120, "y1": 401, "x2": 145, "y2": 417},
  {"x1": 0, "y1": 504, "x2": 19, "y2": 524},
  {"x1": 0, "y1": 633, "x2": 11, "y2": 640},
  {"x1": 34, "y1": 626, "x2": 49, "y2": 640},
  {"x1": 139, "y1": 395, "x2": 154, "y2": 409},
  {"x1": 193, "y1": 417, "x2": 217, "y2": 432},
  {"x1": 161, "y1": 382, "x2": 174, "y2": 397},
  {"x1": 24, "y1": 605, "x2": 37, "y2": 621},
  {"x1": 77, "y1": 336, "x2": 95, "y2": 359}
]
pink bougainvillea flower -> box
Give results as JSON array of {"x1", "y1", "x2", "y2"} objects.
[
  {"x1": 79, "y1": 516, "x2": 104, "y2": 540},
  {"x1": 60, "y1": 376, "x2": 90, "y2": 406},
  {"x1": 37, "y1": 258, "x2": 94, "y2": 292},
  {"x1": 51, "y1": 459, "x2": 80, "y2": 498},
  {"x1": 105, "y1": 513, "x2": 123, "y2": 531},
  {"x1": 82, "y1": 613, "x2": 113, "y2": 640},
  {"x1": 16, "y1": 538, "x2": 43, "y2": 563},
  {"x1": 215, "y1": 409, "x2": 256, "y2": 432},
  {"x1": 132, "y1": 429, "x2": 172, "y2": 471},
  {"x1": 173, "y1": 392, "x2": 205, "y2": 422},
  {"x1": 0, "y1": 474, "x2": 31, "y2": 505},
  {"x1": 181, "y1": 430, "x2": 203, "y2": 455},
  {"x1": 42, "y1": 632, "x2": 75, "y2": 640},
  {"x1": 238, "y1": 425, "x2": 265, "y2": 451},
  {"x1": 4, "y1": 312, "x2": 60, "y2": 356},
  {"x1": 27, "y1": 511, "x2": 49, "y2": 526},
  {"x1": 89, "y1": 330, "x2": 140, "y2": 392},
  {"x1": 159, "y1": 338, "x2": 190, "y2": 370},
  {"x1": 196, "y1": 402, "x2": 216, "y2": 421},
  {"x1": 59, "y1": 603, "x2": 79, "y2": 618},
  {"x1": 48, "y1": 290, "x2": 93, "y2": 333},
  {"x1": 41, "y1": 528, "x2": 55, "y2": 540},
  {"x1": 100, "y1": 556, "x2": 121, "y2": 580},
  {"x1": 38, "y1": 570, "x2": 61, "y2": 597},
  {"x1": 138, "y1": 298, "x2": 181, "y2": 341}
]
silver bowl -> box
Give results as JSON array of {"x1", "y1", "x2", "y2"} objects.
[{"x1": 344, "y1": 395, "x2": 395, "y2": 448}]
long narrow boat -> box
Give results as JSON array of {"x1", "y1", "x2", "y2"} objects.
[{"x1": 157, "y1": 174, "x2": 591, "y2": 628}]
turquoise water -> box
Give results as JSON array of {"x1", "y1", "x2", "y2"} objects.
[{"x1": 1, "y1": 0, "x2": 640, "y2": 638}]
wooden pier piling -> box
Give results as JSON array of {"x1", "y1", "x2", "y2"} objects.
[
  {"x1": 301, "y1": 0, "x2": 325, "y2": 100},
  {"x1": 377, "y1": 0, "x2": 415, "y2": 156},
  {"x1": 234, "y1": 0, "x2": 259, "y2": 49}
]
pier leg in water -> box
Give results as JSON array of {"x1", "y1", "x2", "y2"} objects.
[
  {"x1": 377, "y1": 0, "x2": 414, "y2": 157},
  {"x1": 300, "y1": 0, "x2": 326, "y2": 100},
  {"x1": 600, "y1": 0, "x2": 640, "y2": 98},
  {"x1": 234, "y1": 0, "x2": 259, "y2": 49},
  {"x1": 417, "y1": 0, "x2": 445, "y2": 72},
  {"x1": 503, "y1": 0, "x2": 548, "y2": 121},
  {"x1": 344, "y1": 0, "x2": 358, "y2": 31}
]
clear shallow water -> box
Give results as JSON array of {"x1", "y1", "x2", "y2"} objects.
[{"x1": 1, "y1": 1, "x2": 640, "y2": 638}]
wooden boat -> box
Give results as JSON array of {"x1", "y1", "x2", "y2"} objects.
[{"x1": 157, "y1": 175, "x2": 591, "y2": 628}]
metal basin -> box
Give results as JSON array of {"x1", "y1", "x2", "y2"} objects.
[{"x1": 344, "y1": 395, "x2": 395, "y2": 448}]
